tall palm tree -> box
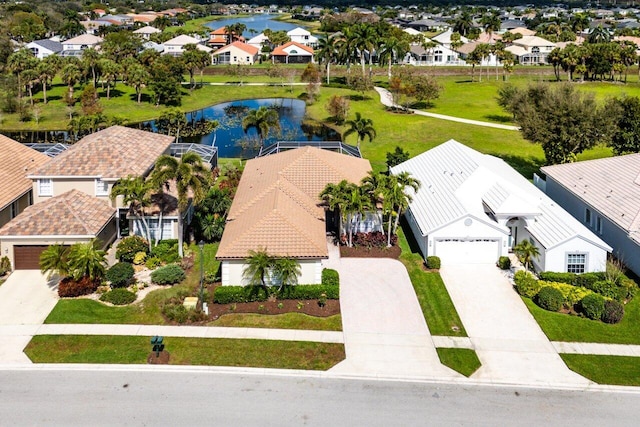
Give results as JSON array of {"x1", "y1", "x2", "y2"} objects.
[
  {"x1": 82, "y1": 48, "x2": 101, "y2": 88},
  {"x1": 320, "y1": 180, "x2": 352, "y2": 244},
  {"x1": 125, "y1": 63, "x2": 149, "y2": 104},
  {"x1": 151, "y1": 153, "x2": 209, "y2": 258},
  {"x1": 379, "y1": 36, "x2": 410, "y2": 80},
  {"x1": 391, "y1": 172, "x2": 421, "y2": 234},
  {"x1": 36, "y1": 60, "x2": 57, "y2": 104},
  {"x1": 242, "y1": 106, "x2": 280, "y2": 144},
  {"x1": 111, "y1": 175, "x2": 153, "y2": 251},
  {"x1": 453, "y1": 11, "x2": 473, "y2": 37},
  {"x1": 513, "y1": 240, "x2": 540, "y2": 272},
  {"x1": 360, "y1": 171, "x2": 387, "y2": 234},
  {"x1": 343, "y1": 183, "x2": 372, "y2": 247},
  {"x1": 60, "y1": 62, "x2": 81, "y2": 104},
  {"x1": 343, "y1": 112, "x2": 376, "y2": 150},
  {"x1": 7, "y1": 49, "x2": 38, "y2": 100},
  {"x1": 480, "y1": 13, "x2": 501, "y2": 43},
  {"x1": 335, "y1": 26, "x2": 358, "y2": 74},
  {"x1": 98, "y1": 58, "x2": 121, "y2": 100},
  {"x1": 272, "y1": 257, "x2": 301, "y2": 291},
  {"x1": 39, "y1": 244, "x2": 70, "y2": 279},
  {"x1": 351, "y1": 23, "x2": 378, "y2": 78},
  {"x1": 67, "y1": 239, "x2": 107, "y2": 281},
  {"x1": 315, "y1": 34, "x2": 337, "y2": 85},
  {"x1": 243, "y1": 248, "x2": 274, "y2": 289}
]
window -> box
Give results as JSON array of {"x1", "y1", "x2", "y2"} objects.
[
  {"x1": 10, "y1": 201, "x2": 18, "y2": 219},
  {"x1": 567, "y1": 253, "x2": 586, "y2": 274},
  {"x1": 434, "y1": 50, "x2": 443, "y2": 62},
  {"x1": 95, "y1": 179, "x2": 109, "y2": 196},
  {"x1": 584, "y1": 208, "x2": 592, "y2": 225},
  {"x1": 596, "y1": 216, "x2": 602, "y2": 234},
  {"x1": 38, "y1": 179, "x2": 52, "y2": 196}
]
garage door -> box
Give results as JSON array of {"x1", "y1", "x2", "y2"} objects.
[
  {"x1": 435, "y1": 239, "x2": 500, "y2": 265},
  {"x1": 14, "y1": 245, "x2": 49, "y2": 270}
]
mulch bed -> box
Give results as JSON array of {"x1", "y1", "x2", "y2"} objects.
[
  {"x1": 208, "y1": 299, "x2": 340, "y2": 319},
  {"x1": 340, "y1": 245, "x2": 401, "y2": 259}
]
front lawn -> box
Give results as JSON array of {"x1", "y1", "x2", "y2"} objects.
[
  {"x1": 25, "y1": 335, "x2": 344, "y2": 370},
  {"x1": 561, "y1": 354, "x2": 640, "y2": 386},
  {"x1": 436, "y1": 348, "x2": 481, "y2": 377},
  {"x1": 523, "y1": 297, "x2": 640, "y2": 344},
  {"x1": 208, "y1": 313, "x2": 342, "y2": 331}
]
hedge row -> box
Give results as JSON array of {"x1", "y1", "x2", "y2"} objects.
[
  {"x1": 537, "y1": 271, "x2": 636, "y2": 302},
  {"x1": 213, "y1": 284, "x2": 339, "y2": 304}
]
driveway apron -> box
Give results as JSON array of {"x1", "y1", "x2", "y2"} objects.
[
  {"x1": 0, "y1": 270, "x2": 58, "y2": 363},
  {"x1": 325, "y1": 256, "x2": 458, "y2": 378},
  {"x1": 440, "y1": 264, "x2": 590, "y2": 386}
]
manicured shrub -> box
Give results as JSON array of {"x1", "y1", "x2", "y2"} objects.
[
  {"x1": 213, "y1": 286, "x2": 269, "y2": 304},
  {"x1": 575, "y1": 272, "x2": 605, "y2": 288},
  {"x1": 535, "y1": 286, "x2": 563, "y2": 312},
  {"x1": 279, "y1": 284, "x2": 339, "y2": 300},
  {"x1": 100, "y1": 288, "x2": 136, "y2": 305},
  {"x1": 497, "y1": 256, "x2": 511, "y2": 270},
  {"x1": 538, "y1": 280, "x2": 587, "y2": 306},
  {"x1": 58, "y1": 276, "x2": 100, "y2": 298},
  {"x1": 580, "y1": 293, "x2": 605, "y2": 320},
  {"x1": 602, "y1": 299, "x2": 625, "y2": 324},
  {"x1": 585, "y1": 280, "x2": 623, "y2": 301},
  {"x1": 150, "y1": 240, "x2": 180, "y2": 264},
  {"x1": 133, "y1": 251, "x2": 147, "y2": 265},
  {"x1": 204, "y1": 271, "x2": 218, "y2": 284},
  {"x1": 0, "y1": 256, "x2": 11, "y2": 275},
  {"x1": 161, "y1": 298, "x2": 189, "y2": 323},
  {"x1": 150, "y1": 264, "x2": 185, "y2": 285},
  {"x1": 321, "y1": 268, "x2": 339, "y2": 287},
  {"x1": 105, "y1": 262, "x2": 134, "y2": 288},
  {"x1": 538, "y1": 271, "x2": 576, "y2": 285},
  {"x1": 426, "y1": 256, "x2": 441, "y2": 269},
  {"x1": 145, "y1": 257, "x2": 162, "y2": 270},
  {"x1": 116, "y1": 236, "x2": 149, "y2": 263},
  {"x1": 513, "y1": 270, "x2": 541, "y2": 298},
  {"x1": 213, "y1": 284, "x2": 339, "y2": 304}
]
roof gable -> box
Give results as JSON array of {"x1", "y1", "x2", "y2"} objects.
[
  {"x1": 214, "y1": 41, "x2": 259, "y2": 55},
  {"x1": 0, "y1": 135, "x2": 50, "y2": 210},
  {"x1": 272, "y1": 41, "x2": 314, "y2": 56}
]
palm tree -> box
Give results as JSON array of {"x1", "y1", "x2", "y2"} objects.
[
  {"x1": 379, "y1": 36, "x2": 410, "y2": 80},
  {"x1": 343, "y1": 183, "x2": 372, "y2": 247},
  {"x1": 343, "y1": 112, "x2": 376, "y2": 150},
  {"x1": 315, "y1": 34, "x2": 337, "y2": 85},
  {"x1": 67, "y1": 239, "x2": 107, "y2": 281},
  {"x1": 360, "y1": 171, "x2": 387, "y2": 233},
  {"x1": 320, "y1": 180, "x2": 353, "y2": 244},
  {"x1": 335, "y1": 26, "x2": 358, "y2": 74},
  {"x1": 125, "y1": 63, "x2": 149, "y2": 104},
  {"x1": 111, "y1": 175, "x2": 154, "y2": 251},
  {"x1": 480, "y1": 13, "x2": 501, "y2": 43},
  {"x1": 82, "y1": 48, "x2": 101, "y2": 88},
  {"x1": 453, "y1": 11, "x2": 473, "y2": 37},
  {"x1": 272, "y1": 257, "x2": 301, "y2": 291},
  {"x1": 513, "y1": 240, "x2": 540, "y2": 272},
  {"x1": 548, "y1": 47, "x2": 563, "y2": 81},
  {"x1": 98, "y1": 58, "x2": 121, "y2": 100},
  {"x1": 242, "y1": 106, "x2": 280, "y2": 144},
  {"x1": 243, "y1": 248, "x2": 274, "y2": 289},
  {"x1": 7, "y1": 49, "x2": 38, "y2": 100},
  {"x1": 151, "y1": 153, "x2": 209, "y2": 258},
  {"x1": 60, "y1": 62, "x2": 81, "y2": 104},
  {"x1": 382, "y1": 172, "x2": 421, "y2": 246},
  {"x1": 351, "y1": 23, "x2": 378, "y2": 78},
  {"x1": 22, "y1": 69, "x2": 38, "y2": 106},
  {"x1": 36, "y1": 60, "x2": 57, "y2": 104},
  {"x1": 39, "y1": 244, "x2": 70, "y2": 279},
  {"x1": 392, "y1": 172, "x2": 421, "y2": 234},
  {"x1": 587, "y1": 25, "x2": 610, "y2": 44}
]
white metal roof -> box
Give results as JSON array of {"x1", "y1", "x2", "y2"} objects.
[{"x1": 391, "y1": 140, "x2": 611, "y2": 251}]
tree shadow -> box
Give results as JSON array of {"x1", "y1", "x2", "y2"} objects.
[
  {"x1": 455, "y1": 79, "x2": 473, "y2": 84},
  {"x1": 98, "y1": 88, "x2": 125, "y2": 99},
  {"x1": 497, "y1": 154, "x2": 545, "y2": 180},
  {"x1": 483, "y1": 114, "x2": 513, "y2": 123},
  {"x1": 399, "y1": 217, "x2": 423, "y2": 257},
  {"x1": 346, "y1": 94, "x2": 371, "y2": 101}
]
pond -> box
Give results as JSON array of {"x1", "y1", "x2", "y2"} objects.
[
  {"x1": 205, "y1": 14, "x2": 302, "y2": 36},
  {"x1": 140, "y1": 98, "x2": 340, "y2": 159}
]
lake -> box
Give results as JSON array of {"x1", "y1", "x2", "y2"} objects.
[
  {"x1": 143, "y1": 98, "x2": 339, "y2": 159},
  {"x1": 205, "y1": 14, "x2": 301, "y2": 36}
]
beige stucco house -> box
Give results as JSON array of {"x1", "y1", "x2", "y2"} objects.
[
  {"x1": 216, "y1": 147, "x2": 372, "y2": 286},
  {"x1": 212, "y1": 41, "x2": 259, "y2": 65}
]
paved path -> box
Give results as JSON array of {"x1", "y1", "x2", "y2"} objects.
[
  {"x1": 374, "y1": 87, "x2": 520, "y2": 131},
  {"x1": 439, "y1": 264, "x2": 591, "y2": 386},
  {"x1": 322, "y1": 252, "x2": 458, "y2": 379},
  {"x1": 0, "y1": 270, "x2": 58, "y2": 363}
]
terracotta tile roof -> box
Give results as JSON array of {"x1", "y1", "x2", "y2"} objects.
[
  {"x1": 271, "y1": 41, "x2": 314, "y2": 56},
  {"x1": 30, "y1": 126, "x2": 174, "y2": 179},
  {"x1": 214, "y1": 41, "x2": 258, "y2": 55},
  {"x1": 0, "y1": 135, "x2": 49, "y2": 210},
  {"x1": 217, "y1": 147, "x2": 371, "y2": 259},
  {"x1": 0, "y1": 189, "x2": 115, "y2": 237}
]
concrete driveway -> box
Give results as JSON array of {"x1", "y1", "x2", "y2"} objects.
[
  {"x1": 440, "y1": 264, "x2": 590, "y2": 386},
  {"x1": 0, "y1": 270, "x2": 58, "y2": 363},
  {"x1": 324, "y1": 255, "x2": 458, "y2": 379}
]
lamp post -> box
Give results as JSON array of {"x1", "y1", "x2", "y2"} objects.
[{"x1": 198, "y1": 240, "x2": 205, "y2": 310}]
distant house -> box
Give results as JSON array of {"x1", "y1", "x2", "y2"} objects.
[
  {"x1": 407, "y1": 18, "x2": 450, "y2": 32},
  {"x1": 212, "y1": 41, "x2": 259, "y2": 65},
  {"x1": 541, "y1": 154, "x2": 640, "y2": 277},
  {"x1": 61, "y1": 34, "x2": 103, "y2": 57},
  {"x1": 391, "y1": 140, "x2": 610, "y2": 271},
  {"x1": 133, "y1": 26, "x2": 162, "y2": 40},
  {"x1": 25, "y1": 39, "x2": 63, "y2": 59},
  {"x1": 271, "y1": 41, "x2": 314, "y2": 64},
  {"x1": 286, "y1": 27, "x2": 318, "y2": 48},
  {"x1": 163, "y1": 34, "x2": 212, "y2": 56},
  {"x1": 246, "y1": 33, "x2": 269, "y2": 52},
  {"x1": 505, "y1": 35, "x2": 556, "y2": 65},
  {"x1": 216, "y1": 147, "x2": 374, "y2": 286},
  {"x1": 208, "y1": 26, "x2": 243, "y2": 49},
  {"x1": 431, "y1": 29, "x2": 468, "y2": 49},
  {"x1": 407, "y1": 43, "x2": 463, "y2": 66}
]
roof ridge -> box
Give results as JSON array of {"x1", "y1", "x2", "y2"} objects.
[
  {"x1": 274, "y1": 209, "x2": 326, "y2": 255},
  {"x1": 61, "y1": 191, "x2": 94, "y2": 235}
]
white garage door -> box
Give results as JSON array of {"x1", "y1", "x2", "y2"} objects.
[{"x1": 435, "y1": 239, "x2": 500, "y2": 265}]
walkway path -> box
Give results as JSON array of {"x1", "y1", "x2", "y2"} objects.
[{"x1": 373, "y1": 87, "x2": 519, "y2": 131}]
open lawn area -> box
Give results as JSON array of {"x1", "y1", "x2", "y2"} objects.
[
  {"x1": 561, "y1": 354, "x2": 640, "y2": 386},
  {"x1": 208, "y1": 313, "x2": 342, "y2": 331},
  {"x1": 25, "y1": 335, "x2": 344, "y2": 370},
  {"x1": 523, "y1": 297, "x2": 640, "y2": 345},
  {"x1": 436, "y1": 348, "x2": 481, "y2": 377}
]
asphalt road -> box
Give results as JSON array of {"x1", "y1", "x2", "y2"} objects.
[{"x1": 0, "y1": 368, "x2": 638, "y2": 426}]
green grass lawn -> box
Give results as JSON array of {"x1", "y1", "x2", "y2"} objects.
[
  {"x1": 436, "y1": 348, "x2": 481, "y2": 377},
  {"x1": 25, "y1": 335, "x2": 344, "y2": 370},
  {"x1": 397, "y1": 226, "x2": 467, "y2": 337},
  {"x1": 209, "y1": 313, "x2": 342, "y2": 331},
  {"x1": 561, "y1": 354, "x2": 640, "y2": 386},
  {"x1": 523, "y1": 297, "x2": 640, "y2": 344}
]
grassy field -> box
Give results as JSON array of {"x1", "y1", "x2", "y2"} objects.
[
  {"x1": 397, "y1": 226, "x2": 467, "y2": 337},
  {"x1": 523, "y1": 297, "x2": 640, "y2": 345},
  {"x1": 208, "y1": 313, "x2": 342, "y2": 331},
  {"x1": 436, "y1": 348, "x2": 481, "y2": 377},
  {"x1": 561, "y1": 354, "x2": 640, "y2": 386},
  {"x1": 24, "y1": 335, "x2": 344, "y2": 370}
]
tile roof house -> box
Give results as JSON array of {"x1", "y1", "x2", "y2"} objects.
[
  {"x1": 61, "y1": 34, "x2": 103, "y2": 57},
  {"x1": 0, "y1": 126, "x2": 175, "y2": 269},
  {"x1": 0, "y1": 135, "x2": 50, "y2": 229},
  {"x1": 212, "y1": 41, "x2": 259, "y2": 65},
  {"x1": 542, "y1": 154, "x2": 640, "y2": 277},
  {"x1": 271, "y1": 41, "x2": 314, "y2": 64},
  {"x1": 133, "y1": 25, "x2": 162, "y2": 40},
  {"x1": 506, "y1": 35, "x2": 556, "y2": 65},
  {"x1": 391, "y1": 140, "x2": 610, "y2": 271},
  {"x1": 217, "y1": 147, "x2": 372, "y2": 285}
]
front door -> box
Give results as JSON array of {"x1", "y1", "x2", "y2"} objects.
[{"x1": 508, "y1": 226, "x2": 517, "y2": 250}]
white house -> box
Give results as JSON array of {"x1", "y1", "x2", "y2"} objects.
[
  {"x1": 431, "y1": 28, "x2": 468, "y2": 49},
  {"x1": 133, "y1": 26, "x2": 162, "y2": 40},
  {"x1": 25, "y1": 39, "x2": 63, "y2": 59},
  {"x1": 286, "y1": 27, "x2": 318, "y2": 48},
  {"x1": 406, "y1": 43, "x2": 464, "y2": 66},
  {"x1": 61, "y1": 34, "x2": 103, "y2": 57},
  {"x1": 271, "y1": 41, "x2": 314, "y2": 64},
  {"x1": 163, "y1": 34, "x2": 212, "y2": 56},
  {"x1": 212, "y1": 41, "x2": 259, "y2": 65},
  {"x1": 541, "y1": 154, "x2": 640, "y2": 277},
  {"x1": 246, "y1": 32, "x2": 269, "y2": 51},
  {"x1": 506, "y1": 35, "x2": 556, "y2": 65},
  {"x1": 391, "y1": 140, "x2": 611, "y2": 272}
]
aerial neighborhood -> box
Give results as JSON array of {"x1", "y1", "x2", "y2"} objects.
[{"x1": 2, "y1": 0, "x2": 640, "y2": 405}]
